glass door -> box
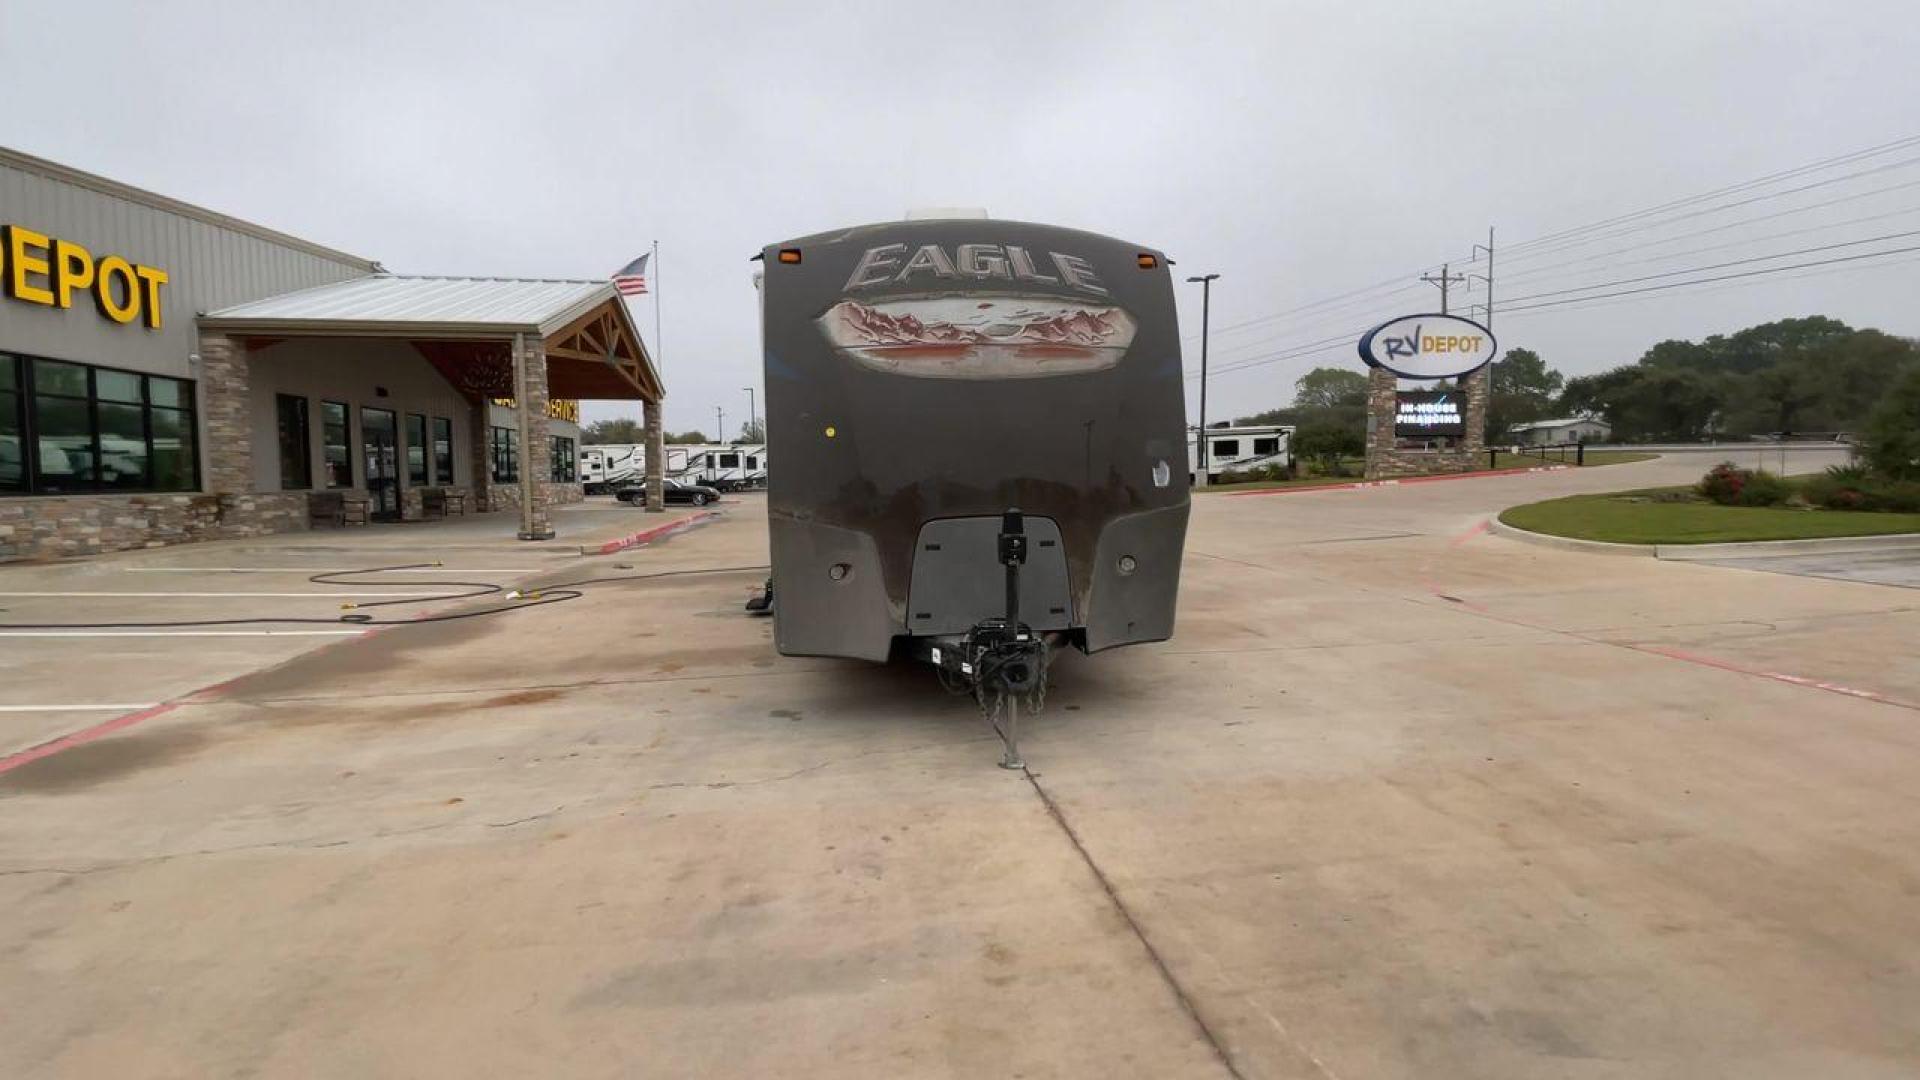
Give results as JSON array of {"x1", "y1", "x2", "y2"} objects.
[{"x1": 361, "y1": 407, "x2": 399, "y2": 521}]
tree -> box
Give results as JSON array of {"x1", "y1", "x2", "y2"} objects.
[
  {"x1": 1559, "y1": 366, "x2": 1725, "y2": 442},
  {"x1": 1293, "y1": 423, "x2": 1364, "y2": 475},
  {"x1": 1859, "y1": 367, "x2": 1920, "y2": 480},
  {"x1": 665, "y1": 430, "x2": 709, "y2": 444},
  {"x1": 1486, "y1": 347, "x2": 1564, "y2": 441},
  {"x1": 583, "y1": 418, "x2": 644, "y2": 444},
  {"x1": 1292, "y1": 367, "x2": 1369, "y2": 409},
  {"x1": 738, "y1": 418, "x2": 767, "y2": 442}
]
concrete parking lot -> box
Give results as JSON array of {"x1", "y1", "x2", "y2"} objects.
[{"x1": 4, "y1": 448, "x2": 1919, "y2": 1079}]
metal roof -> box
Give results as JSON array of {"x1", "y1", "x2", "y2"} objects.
[
  {"x1": 201, "y1": 274, "x2": 617, "y2": 337},
  {"x1": 1510, "y1": 417, "x2": 1609, "y2": 431}
]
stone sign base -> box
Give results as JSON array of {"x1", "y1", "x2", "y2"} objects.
[
  {"x1": 1367, "y1": 449, "x2": 1480, "y2": 479},
  {"x1": 1363, "y1": 364, "x2": 1490, "y2": 480}
]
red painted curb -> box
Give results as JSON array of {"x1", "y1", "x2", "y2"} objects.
[
  {"x1": 1224, "y1": 464, "x2": 1569, "y2": 497},
  {"x1": 594, "y1": 509, "x2": 720, "y2": 556}
]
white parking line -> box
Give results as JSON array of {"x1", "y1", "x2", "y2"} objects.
[
  {"x1": 0, "y1": 630, "x2": 368, "y2": 638},
  {"x1": 0, "y1": 703, "x2": 158, "y2": 712},
  {"x1": 0, "y1": 591, "x2": 466, "y2": 599},
  {"x1": 126, "y1": 567, "x2": 539, "y2": 575}
]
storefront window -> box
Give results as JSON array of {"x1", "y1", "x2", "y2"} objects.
[
  {"x1": 2, "y1": 355, "x2": 196, "y2": 495},
  {"x1": 277, "y1": 395, "x2": 311, "y2": 490},
  {"x1": 432, "y1": 417, "x2": 454, "y2": 485},
  {"x1": 150, "y1": 406, "x2": 195, "y2": 492},
  {"x1": 0, "y1": 356, "x2": 22, "y2": 492},
  {"x1": 321, "y1": 401, "x2": 351, "y2": 488},
  {"x1": 549, "y1": 435, "x2": 576, "y2": 483},
  {"x1": 490, "y1": 426, "x2": 518, "y2": 482},
  {"x1": 406, "y1": 413, "x2": 428, "y2": 486}
]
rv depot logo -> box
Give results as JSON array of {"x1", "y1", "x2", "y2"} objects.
[
  {"x1": 844, "y1": 243, "x2": 1109, "y2": 297},
  {"x1": 1358, "y1": 313, "x2": 1497, "y2": 380}
]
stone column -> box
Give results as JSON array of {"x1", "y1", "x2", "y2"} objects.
[
  {"x1": 1363, "y1": 365, "x2": 1397, "y2": 480},
  {"x1": 643, "y1": 396, "x2": 665, "y2": 513},
  {"x1": 197, "y1": 331, "x2": 254, "y2": 495},
  {"x1": 514, "y1": 334, "x2": 554, "y2": 540},
  {"x1": 467, "y1": 396, "x2": 493, "y2": 510},
  {"x1": 1463, "y1": 366, "x2": 1491, "y2": 454}
]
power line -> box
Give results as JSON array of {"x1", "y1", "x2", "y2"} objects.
[
  {"x1": 1170, "y1": 133, "x2": 1920, "y2": 381},
  {"x1": 1497, "y1": 155, "x2": 1920, "y2": 268},
  {"x1": 1197, "y1": 246, "x2": 1920, "y2": 382},
  {"x1": 1497, "y1": 229, "x2": 1920, "y2": 306},
  {"x1": 1497, "y1": 250, "x2": 1920, "y2": 323},
  {"x1": 1501, "y1": 243, "x2": 1920, "y2": 314},
  {"x1": 1496, "y1": 132, "x2": 1920, "y2": 256},
  {"x1": 1466, "y1": 201, "x2": 1920, "y2": 291}
]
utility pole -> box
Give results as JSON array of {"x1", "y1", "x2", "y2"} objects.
[
  {"x1": 1186, "y1": 273, "x2": 1220, "y2": 483},
  {"x1": 715, "y1": 406, "x2": 725, "y2": 445},
  {"x1": 1421, "y1": 263, "x2": 1466, "y2": 314},
  {"x1": 1471, "y1": 227, "x2": 1495, "y2": 329},
  {"x1": 742, "y1": 386, "x2": 757, "y2": 441}
]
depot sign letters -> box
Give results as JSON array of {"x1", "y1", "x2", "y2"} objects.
[
  {"x1": 1, "y1": 224, "x2": 169, "y2": 330},
  {"x1": 1358, "y1": 312, "x2": 1496, "y2": 380}
]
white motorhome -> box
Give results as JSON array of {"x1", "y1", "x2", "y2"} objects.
[{"x1": 1188, "y1": 425, "x2": 1294, "y2": 485}]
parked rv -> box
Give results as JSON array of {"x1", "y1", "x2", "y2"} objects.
[
  {"x1": 757, "y1": 216, "x2": 1189, "y2": 766},
  {"x1": 580, "y1": 444, "x2": 646, "y2": 494},
  {"x1": 1189, "y1": 424, "x2": 1293, "y2": 484}
]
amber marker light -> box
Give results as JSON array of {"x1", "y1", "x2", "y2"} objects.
[
  {"x1": 1136, "y1": 253, "x2": 1158, "y2": 269},
  {"x1": 778, "y1": 249, "x2": 802, "y2": 264}
]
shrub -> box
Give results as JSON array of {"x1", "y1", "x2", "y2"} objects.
[
  {"x1": 1229, "y1": 463, "x2": 1296, "y2": 483},
  {"x1": 1797, "y1": 467, "x2": 1920, "y2": 513},
  {"x1": 1698, "y1": 462, "x2": 1790, "y2": 507}
]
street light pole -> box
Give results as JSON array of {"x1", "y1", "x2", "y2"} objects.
[
  {"x1": 716, "y1": 406, "x2": 726, "y2": 445},
  {"x1": 1186, "y1": 273, "x2": 1220, "y2": 483},
  {"x1": 743, "y1": 387, "x2": 757, "y2": 441}
]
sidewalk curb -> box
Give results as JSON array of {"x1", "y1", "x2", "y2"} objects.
[
  {"x1": 1653, "y1": 532, "x2": 1920, "y2": 561},
  {"x1": 1223, "y1": 464, "x2": 1569, "y2": 498},
  {"x1": 1486, "y1": 517, "x2": 1657, "y2": 557},
  {"x1": 1488, "y1": 517, "x2": 1920, "y2": 560},
  {"x1": 590, "y1": 509, "x2": 721, "y2": 556}
]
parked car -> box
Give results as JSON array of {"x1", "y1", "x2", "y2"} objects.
[{"x1": 614, "y1": 477, "x2": 722, "y2": 507}]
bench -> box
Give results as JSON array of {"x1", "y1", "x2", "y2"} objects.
[
  {"x1": 309, "y1": 491, "x2": 346, "y2": 528},
  {"x1": 421, "y1": 488, "x2": 469, "y2": 518}
]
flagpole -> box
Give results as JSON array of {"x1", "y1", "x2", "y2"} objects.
[{"x1": 651, "y1": 239, "x2": 663, "y2": 373}]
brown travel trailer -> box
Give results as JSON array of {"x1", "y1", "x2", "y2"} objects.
[{"x1": 756, "y1": 218, "x2": 1190, "y2": 759}]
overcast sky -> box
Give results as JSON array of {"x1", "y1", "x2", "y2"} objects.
[{"x1": 5, "y1": 1, "x2": 1918, "y2": 433}]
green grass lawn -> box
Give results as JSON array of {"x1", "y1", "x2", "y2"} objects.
[{"x1": 1500, "y1": 488, "x2": 1920, "y2": 544}]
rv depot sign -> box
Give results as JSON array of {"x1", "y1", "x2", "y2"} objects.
[
  {"x1": 1358, "y1": 312, "x2": 1495, "y2": 479},
  {"x1": 1358, "y1": 313, "x2": 1497, "y2": 379}
]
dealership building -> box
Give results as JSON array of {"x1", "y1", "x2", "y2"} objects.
[{"x1": 0, "y1": 146, "x2": 665, "y2": 561}]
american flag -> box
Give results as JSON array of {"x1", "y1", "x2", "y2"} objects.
[{"x1": 612, "y1": 253, "x2": 650, "y2": 296}]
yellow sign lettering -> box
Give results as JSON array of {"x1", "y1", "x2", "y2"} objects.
[
  {"x1": 3, "y1": 225, "x2": 55, "y2": 306},
  {"x1": 133, "y1": 264, "x2": 168, "y2": 329},
  {"x1": 52, "y1": 239, "x2": 96, "y2": 309},
  {"x1": 2, "y1": 223, "x2": 166, "y2": 330},
  {"x1": 94, "y1": 256, "x2": 141, "y2": 324}
]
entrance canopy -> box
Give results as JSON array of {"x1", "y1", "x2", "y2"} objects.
[{"x1": 201, "y1": 274, "x2": 662, "y2": 402}]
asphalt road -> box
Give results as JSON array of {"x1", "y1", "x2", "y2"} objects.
[{"x1": 4, "y1": 446, "x2": 1918, "y2": 1079}]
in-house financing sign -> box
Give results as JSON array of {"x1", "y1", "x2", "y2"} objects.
[
  {"x1": 1394, "y1": 391, "x2": 1464, "y2": 437},
  {"x1": 1358, "y1": 313, "x2": 1496, "y2": 380}
]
